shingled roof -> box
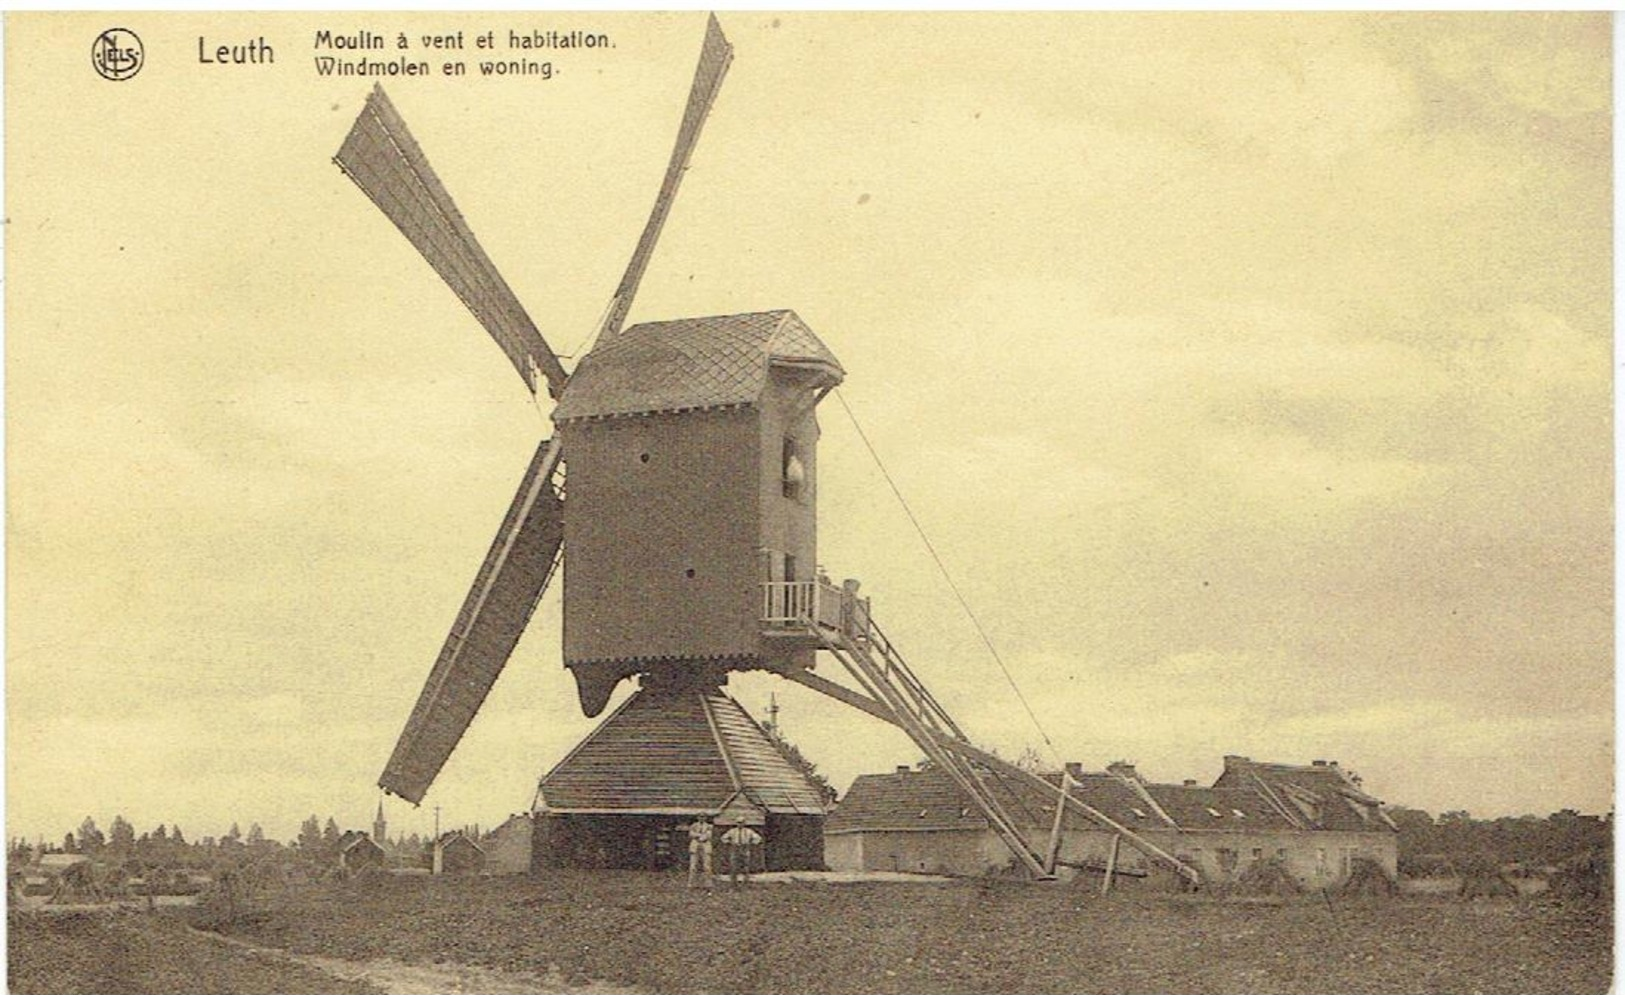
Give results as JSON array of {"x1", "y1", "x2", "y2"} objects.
[
  {"x1": 552, "y1": 310, "x2": 843, "y2": 422},
  {"x1": 535, "y1": 686, "x2": 826, "y2": 815}
]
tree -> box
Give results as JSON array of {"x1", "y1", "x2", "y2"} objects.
[
  {"x1": 1015, "y1": 745, "x2": 1058, "y2": 777},
  {"x1": 322, "y1": 817, "x2": 341, "y2": 855},
  {"x1": 109, "y1": 815, "x2": 136, "y2": 856},
  {"x1": 76, "y1": 817, "x2": 105, "y2": 853},
  {"x1": 298, "y1": 815, "x2": 322, "y2": 853},
  {"x1": 63, "y1": 833, "x2": 77, "y2": 854},
  {"x1": 246, "y1": 823, "x2": 265, "y2": 846}
]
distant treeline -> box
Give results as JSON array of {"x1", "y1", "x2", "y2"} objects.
[
  {"x1": 1388, "y1": 807, "x2": 1611, "y2": 875},
  {"x1": 7, "y1": 814, "x2": 449, "y2": 873}
]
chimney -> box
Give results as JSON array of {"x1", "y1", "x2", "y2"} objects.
[
  {"x1": 1222, "y1": 755, "x2": 1250, "y2": 773},
  {"x1": 1106, "y1": 761, "x2": 1140, "y2": 782},
  {"x1": 1311, "y1": 759, "x2": 1327, "y2": 767},
  {"x1": 895, "y1": 765, "x2": 911, "y2": 775},
  {"x1": 1064, "y1": 762, "x2": 1085, "y2": 782},
  {"x1": 1183, "y1": 779, "x2": 1197, "y2": 787}
]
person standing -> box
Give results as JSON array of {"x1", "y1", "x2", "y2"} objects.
[
  {"x1": 683, "y1": 815, "x2": 714, "y2": 889},
  {"x1": 721, "y1": 823, "x2": 763, "y2": 886}
]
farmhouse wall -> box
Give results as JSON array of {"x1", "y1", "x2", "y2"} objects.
[
  {"x1": 1015, "y1": 827, "x2": 1397, "y2": 887},
  {"x1": 825, "y1": 829, "x2": 1009, "y2": 876}
]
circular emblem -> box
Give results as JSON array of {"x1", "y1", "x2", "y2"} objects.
[{"x1": 91, "y1": 28, "x2": 144, "y2": 81}]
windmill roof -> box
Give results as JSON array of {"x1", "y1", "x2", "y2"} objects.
[
  {"x1": 535, "y1": 687, "x2": 827, "y2": 815},
  {"x1": 552, "y1": 310, "x2": 843, "y2": 422}
]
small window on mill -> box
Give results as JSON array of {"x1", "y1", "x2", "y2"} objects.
[{"x1": 782, "y1": 438, "x2": 806, "y2": 499}]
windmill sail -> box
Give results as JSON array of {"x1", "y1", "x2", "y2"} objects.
[
  {"x1": 380, "y1": 438, "x2": 566, "y2": 803},
  {"x1": 598, "y1": 13, "x2": 733, "y2": 342},
  {"x1": 336, "y1": 85, "x2": 569, "y2": 398}
]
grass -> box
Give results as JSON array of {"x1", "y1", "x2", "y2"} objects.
[{"x1": 189, "y1": 870, "x2": 1612, "y2": 994}]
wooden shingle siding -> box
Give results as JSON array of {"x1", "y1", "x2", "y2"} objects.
[{"x1": 537, "y1": 688, "x2": 829, "y2": 815}]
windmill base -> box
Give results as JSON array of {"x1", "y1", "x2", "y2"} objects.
[
  {"x1": 530, "y1": 682, "x2": 829, "y2": 872},
  {"x1": 531, "y1": 811, "x2": 823, "y2": 872}
]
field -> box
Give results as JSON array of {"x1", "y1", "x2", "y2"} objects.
[{"x1": 10, "y1": 872, "x2": 1613, "y2": 994}]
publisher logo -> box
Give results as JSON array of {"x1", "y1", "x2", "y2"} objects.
[{"x1": 92, "y1": 28, "x2": 144, "y2": 81}]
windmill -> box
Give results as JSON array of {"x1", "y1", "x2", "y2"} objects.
[{"x1": 335, "y1": 14, "x2": 1201, "y2": 882}]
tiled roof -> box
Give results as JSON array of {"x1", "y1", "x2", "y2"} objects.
[
  {"x1": 825, "y1": 764, "x2": 1131, "y2": 832},
  {"x1": 1066, "y1": 772, "x2": 1178, "y2": 830},
  {"x1": 1212, "y1": 757, "x2": 1395, "y2": 832},
  {"x1": 1141, "y1": 784, "x2": 1293, "y2": 830},
  {"x1": 552, "y1": 310, "x2": 843, "y2": 422},
  {"x1": 826, "y1": 768, "x2": 990, "y2": 833},
  {"x1": 536, "y1": 687, "x2": 828, "y2": 815},
  {"x1": 829, "y1": 759, "x2": 1395, "y2": 836}
]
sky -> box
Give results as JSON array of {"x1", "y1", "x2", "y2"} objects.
[{"x1": 5, "y1": 12, "x2": 1612, "y2": 845}]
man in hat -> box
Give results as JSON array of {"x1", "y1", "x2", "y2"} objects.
[{"x1": 721, "y1": 822, "x2": 763, "y2": 886}]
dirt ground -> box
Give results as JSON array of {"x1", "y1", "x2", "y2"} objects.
[
  {"x1": 7, "y1": 910, "x2": 382, "y2": 995},
  {"x1": 174, "y1": 870, "x2": 1612, "y2": 995}
]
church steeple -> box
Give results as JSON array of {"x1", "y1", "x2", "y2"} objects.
[{"x1": 373, "y1": 797, "x2": 387, "y2": 844}]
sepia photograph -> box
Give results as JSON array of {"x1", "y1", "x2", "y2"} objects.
[{"x1": 4, "y1": 10, "x2": 1613, "y2": 994}]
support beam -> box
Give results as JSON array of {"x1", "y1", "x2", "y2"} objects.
[
  {"x1": 1102, "y1": 834, "x2": 1121, "y2": 895},
  {"x1": 777, "y1": 626, "x2": 1200, "y2": 885},
  {"x1": 1044, "y1": 771, "x2": 1071, "y2": 875},
  {"x1": 779, "y1": 667, "x2": 892, "y2": 725}
]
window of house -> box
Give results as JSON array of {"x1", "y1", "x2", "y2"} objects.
[{"x1": 1251, "y1": 847, "x2": 1264, "y2": 860}]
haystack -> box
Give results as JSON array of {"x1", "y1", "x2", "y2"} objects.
[
  {"x1": 1455, "y1": 852, "x2": 1517, "y2": 899},
  {"x1": 1335, "y1": 857, "x2": 1396, "y2": 897},
  {"x1": 1547, "y1": 850, "x2": 1611, "y2": 900},
  {"x1": 1225, "y1": 857, "x2": 1301, "y2": 897}
]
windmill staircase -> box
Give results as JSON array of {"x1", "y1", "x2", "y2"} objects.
[{"x1": 764, "y1": 579, "x2": 1201, "y2": 884}]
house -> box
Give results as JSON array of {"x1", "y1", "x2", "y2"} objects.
[
  {"x1": 337, "y1": 830, "x2": 386, "y2": 872},
  {"x1": 433, "y1": 831, "x2": 486, "y2": 875},
  {"x1": 482, "y1": 813, "x2": 534, "y2": 875},
  {"x1": 825, "y1": 757, "x2": 1398, "y2": 889}
]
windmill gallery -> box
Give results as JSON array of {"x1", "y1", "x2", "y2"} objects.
[{"x1": 333, "y1": 15, "x2": 1399, "y2": 888}]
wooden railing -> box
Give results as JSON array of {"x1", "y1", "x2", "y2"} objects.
[{"x1": 760, "y1": 579, "x2": 850, "y2": 632}]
